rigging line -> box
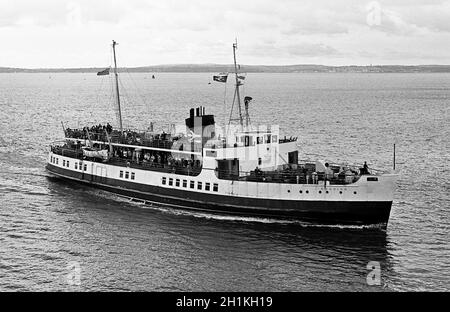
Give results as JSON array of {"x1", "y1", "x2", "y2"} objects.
[
  {"x1": 107, "y1": 45, "x2": 120, "y2": 126},
  {"x1": 223, "y1": 79, "x2": 227, "y2": 130},
  {"x1": 119, "y1": 77, "x2": 140, "y2": 130},
  {"x1": 118, "y1": 77, "x2": 129, "y2": 127},
  {"x1": 227, "y1": 87, "x2": 237, "y2": 138},
  {"x1": 116, "y1": 48, "x2": 148, "y2": 116},
  {"x1": 124, "y1": 67, "x2": 148, "y2": 110},
  {"x1": 95, "y1": 72, "x2": 106, "y2": 112},
  {"x1": 228, "y1": 87, "x2": 237, "y2": 126},
  {"x1": 109, "y1": 73, "x2": 119, "y2": 125}
]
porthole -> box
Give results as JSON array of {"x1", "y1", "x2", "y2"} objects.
[
  {"x1": 299, "y1": 190, "x2": 303, "y2": 194},
  {"x1": 354, "y1": 191, "x2": 357, "y2": 194},
  {"x1": 319, "y1": 190, "x2": 322, "y2": 194},
  {"x1": 339, "y1": 191, "x2": 343, "y2": 194},
  {"x1": 288, "y1": 190, "x2": 290, "y2": 193},
  {"x1": 326, "y1": 191, "x2": 329, "y2": 194},
  {"x1": 305, "y1": 190, "x2": 309, "y2": 194}
]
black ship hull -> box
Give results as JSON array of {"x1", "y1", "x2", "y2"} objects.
[{"x1": 46, "y1": 164, "x2": 392, "y2": 228}]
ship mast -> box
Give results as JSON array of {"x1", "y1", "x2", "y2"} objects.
[
  {"x1": 232, "y1": 40, "x2": 244, "y2": 129},
  {"x1": 112, "y1": 40, "x2": 123, "y2": 134}
]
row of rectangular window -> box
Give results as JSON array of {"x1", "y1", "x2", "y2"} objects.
[
  {"x1": 119, "y1": 170, "x2": 135, "y2": 180},
  {"x1": 162, "y1": 177, "x2": 218, "y2": 192},
  {"x1": 73, "y1": 161, "x2": 87, "y2": 171},
  {"x1": 51, "y1": 156, "x2": 88, "y2": 171},
  {"x1": 50, "y1": 156, "x2": 59, "y2": 165},
  {"x1": 236, "y1": 134, "x2": 278, "y2": 146}
]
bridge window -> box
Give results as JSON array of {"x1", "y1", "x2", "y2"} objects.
[
  {"x1": 197, "y1": 182, "x2": 202, "y2": 190},
  {"x1": 205, "y1": 182, "x2": 210, "y2": 191},
  {"x1": 243, "y1": 135, "x2": 253, "y2": 146},
  {"x1": 190, "y1": 181, "x2": 195, "y2": 189},
  {"x1": 182, "y1": 180, "x2": 187, "y2": 188},
  {"x1": 258, "y1": 158, "x2": 262, "y2": 166},
  {"x1": 63, "y1": 160, "x2": 66, "y2": 166},
  {"x1": 169, "y1": 178, "x2": 173, "y2": 186},
  {"x1": 56, "y1": 158, "x2": 58, "y2": 165},
  {"x1": 125, "y1": 172, "x2": 129, "y2": 179},
  {"x1": 256, "y1": 136, "x2": 263, "y2": 144},
  {"x1": 75, "y1": 162, "x2": 78, "y2": 170},
  {"x1": 79, "y1": 162, "x2": 82, "y2": 170},
  {"x1": 131, "y1": 172, "x2": 135, "y2": 180},
  {"x1": 67, "y1": 161, "x2": 69, "y2": 167},
  {"x1": 213, "y1": 183, "x2": 218, "y2": 192},
  {"x1": 175, "y1": 179, "x2": 180, "y2": 187},
  {"x1": 83, "y1": 164, "x2": 87, "y2": 171},
  {"x1": 265, "y1": 134, "x2": 271, "y2": 143},
  {"x1": 162, "y1": 177, "x2": 166, "y2": 185},
  {"x1": 272, "y1": 135, "x2": 278, "y2": 143}
]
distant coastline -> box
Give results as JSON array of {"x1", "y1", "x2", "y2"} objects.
[{"x1": 2, "y1": 64, "x2": 450, "y2": 73}]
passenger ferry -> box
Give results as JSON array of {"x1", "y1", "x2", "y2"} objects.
[{"x1": 46, "y1": 41, "x2": 398, "y2": 228}]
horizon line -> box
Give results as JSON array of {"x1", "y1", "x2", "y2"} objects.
[{"x1": 2, "y1": 63, "x2": 450, "y2": 70}]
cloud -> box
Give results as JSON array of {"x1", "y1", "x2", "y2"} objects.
[
  {"x1": 1, "y1": 0, "x2": 450, "y2": 67},
  {"x1": 286, "y1": 43, "x2": 340, "y2": 57},
  {"x1": 367, "y1": 7, "x2": 430, "y2": 35}
]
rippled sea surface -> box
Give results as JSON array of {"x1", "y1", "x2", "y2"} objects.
[{"x1": 0, "y1": 72, "x2": 448, "y2": 291}]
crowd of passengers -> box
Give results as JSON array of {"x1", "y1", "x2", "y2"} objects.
[
  {"x1": 248, "y1": 162, "x2": 370, "y2": 184},
  {"x1": 65, "y1": 123, "x2": 113, "y2": 139},
  {"x1": 111, "y1": 146, "x2": 201, "y2": 171},
  {"x1": 65, "y1": 124, "x2": 176, "y2": 147}
]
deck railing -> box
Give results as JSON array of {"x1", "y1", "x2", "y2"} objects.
[{"x1": 50, "y1": 145, "x2": 202, "y2": 177}]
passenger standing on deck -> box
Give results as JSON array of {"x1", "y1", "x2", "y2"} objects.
[
  {"x1": 361, "y1": 161, "x2": 370, "y2": 175},
  {"x1": 324, "y1": 163, "x2": 334, "y2": 181}
]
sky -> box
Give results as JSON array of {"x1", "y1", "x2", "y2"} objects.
[{"x1": 2, "y1": 0, "x2": 450, "y2": 68}]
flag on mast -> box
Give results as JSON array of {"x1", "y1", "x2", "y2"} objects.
[
  {"x1": 97, "y1": 68, "x2": 110, "y2": 76},
  {"x1": 213, "y1": 73, "x2": 228, "y2": 83}
]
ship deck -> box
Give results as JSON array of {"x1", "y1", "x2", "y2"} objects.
[{"x1": 50, "y1": 144, "x2": 373, "y2": 185}]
